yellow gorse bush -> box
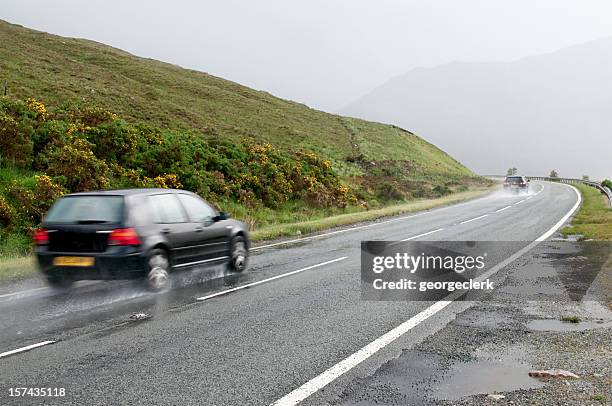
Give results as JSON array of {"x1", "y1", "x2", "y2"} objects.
[{"x1": 25, "y1": 98, "x2": 48, "y2": 120}]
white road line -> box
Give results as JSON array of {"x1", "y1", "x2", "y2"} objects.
[
  {"x1": 270, "y1": 300, "x2": 453, "y2": 406},
  {"x1": 536, "y1": 184, "x2": 580, "y2": 241},
  {"x1": 534, "y1": 184, "x2": 545, "y2": 195},
  {"x1": 514, "y1": 199, "x2": 526, "y2": 205},
  {"x1": 0, "y1": 341, "x2": 56, "y2": 359},
  {"x1": 459, "y1": 214, "x2": 488, "y2": 225},
  {"x1": 400, "y1": 228, "x2": 444, "y2": 241},
  {"x1": 495, "y1": 205, "x2": 512, "y2": 213},
  {"x1": 196, "y1": 257, "x2": 347, "y2": 301},
  {"x1": 270, "y1": 182, "x2": 581, "y2": 406},
  {"x1": 0, "y1": 286, "x2": 49, "y2": 300}
]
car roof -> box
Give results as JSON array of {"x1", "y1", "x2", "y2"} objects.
[{"x1": 65, "y1": 188, "x2": 190, "y2": 197}]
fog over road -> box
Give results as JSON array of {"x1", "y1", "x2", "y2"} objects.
[{"x1": 0, "y1": 181, "x2": 580, "y2": 405}]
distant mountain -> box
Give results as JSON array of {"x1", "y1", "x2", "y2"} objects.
[{"x1": 341, "y1": 38, "x2": 612, "y2": 180}]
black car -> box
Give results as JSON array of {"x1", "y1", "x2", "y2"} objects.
[
  {"x1": 34, "y1": 189, "x2": 250, "y2": 291},
  {"x1": 503, "y1": 175, "x2": 530, "y2": 193}
]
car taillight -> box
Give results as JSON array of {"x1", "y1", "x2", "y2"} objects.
[
  {"x1": 33, "y1": 228, "x2": 49, "y2": 245},
  {"x1": 108, "y1": 228, "x2": 141, "y2": 246}
]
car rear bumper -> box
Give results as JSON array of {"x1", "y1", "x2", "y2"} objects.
[{"x1": 36, "y1": 248, "x2": 147, "y2": 281}]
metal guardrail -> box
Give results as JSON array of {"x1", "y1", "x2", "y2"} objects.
[{"x1": 526, "y1": 176, "x2": 612, "y2": 206}]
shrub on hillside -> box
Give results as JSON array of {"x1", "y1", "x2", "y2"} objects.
[
  {"x1": 43, "y1": 138, "x2": 110, "y2": 192},
  {"x1": 0, "y1": 195, "x2": 16, "y2": 229},
  {"x1": 5, "y1": 176, "x2": 65, "y2": 224},
  {"x1": 85, "y1": 120, "x2": 139, "y2": 165},
  {"x1": 0, "y1": 113, "x2": 33, "y2": 168},
  {"x1": 376, "y1": 181, "x2": 404, "y2": 201},
  {"x1": 0, "y1": 98, "x2": 357, "y2": 230}
]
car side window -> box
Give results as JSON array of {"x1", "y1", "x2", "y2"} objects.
[
  {"x1": 148, "y1": 194, "x2": 188, "y2": 224},
  {"x1": 177, "y1": 194, "x2": 216, "y2": 222}
]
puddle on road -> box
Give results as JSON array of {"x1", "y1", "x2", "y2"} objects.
[
  {"x1": 336, "y1": 345, "x2": 543, "y2": 405},
  {"x1": 527, "y1": 318, "x2": 612, "y2": 332},
  {"x1": 434, "y1": 343, "x2": 543, "y2": 401},
  {"x1": 435, "y1": 358, "x2": 543, "y2": 400}
]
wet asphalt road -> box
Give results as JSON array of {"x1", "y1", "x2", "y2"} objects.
[{"x1": 0, "y1": 181, "x2": 580, "y2": 405}]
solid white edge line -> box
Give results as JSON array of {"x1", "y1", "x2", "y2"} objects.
[
  {"x1": 0, "y1": 340, "x2": 56, "y2": 358},
  {"x1": 495, "y1": 205, "x2": 512, "y2": 213},
  {"x1": 196, "y1": 257, "x2": 347, "y2": 301},
  {"x1": 400, "y1": 228, "x2": 445, "y2": 242},
  {"x1": 270, "y1": 182, "x2": 581, "y2": 406},
  {"x1": 459, "y1": 214, "x2": 488, "y2": 225},
  {"x1": 514, "y1": 199, "x2": 526, "y2": 205}
]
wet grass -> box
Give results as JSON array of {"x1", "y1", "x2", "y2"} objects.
[
  {"x1": 593, "y1": 394, "x2": 607, "y2": 403},
  {"x1": 0, "y1": 255, "x2": 37, "y2": 280},
  {"x1": 561, "y1": 184, "x2": 612, "y2": 240},
  {"x1": 560, "y1": 315, "x2": 581, "y2": 323}
]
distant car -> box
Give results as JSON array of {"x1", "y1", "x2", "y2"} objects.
[
  {"x1": 34, "y1": 189, "x2": 250, "y2": 291},
  {"x1": 503, "y1": 176, "x2": 530, "y2": 193}
]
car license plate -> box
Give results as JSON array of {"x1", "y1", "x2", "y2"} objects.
[{"x1": 53, "y1": 256, "x2": 95, "y2": 267}]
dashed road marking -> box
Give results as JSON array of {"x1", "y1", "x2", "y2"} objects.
[
  {"x1": 196, "y1": 257, "x2": 347, "y2": 302},
  {"x1": 459, "y1": 214, "x2": 488, "y2": 224},
  {"x1": 400, "y1": 228, "x2": 445, "y2": 241},
  {"x1": 495, "y1": 205, "x2": 512, "y2": 213}
]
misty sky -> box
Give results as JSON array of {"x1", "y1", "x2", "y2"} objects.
[{"x1": 3, "y1": 0, "x2": 612, "y2": 112}]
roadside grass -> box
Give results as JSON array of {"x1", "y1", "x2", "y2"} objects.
[
  {"x1": 560, "y1": 315, "x2": 581, "y2": 323},
  {"x1": 251, "y1": 187, "x2": 492, "y2": 242},
  {"x1": 0, "y1": 255, "x2": 37, "y2": 280},
  {"x1": 592, "y1": 394, "x2": 607, "y2": 404},
  {"x1": 0, "y1": 186, "x2": 494, "y2": 281},
  {"x1": 561, "y1": 184, "x2": 612, "y2": 240}
]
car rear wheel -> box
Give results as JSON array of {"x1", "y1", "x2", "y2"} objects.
[
  {"x1": 228, "y1": 236, "x2": 248, "y2": 272},
  {"x1": 46, "y1": 274, "x2": 73, "y2": 290},
  {"x1": 147, "y1": 249, "x2": 170, "y2": 292}
]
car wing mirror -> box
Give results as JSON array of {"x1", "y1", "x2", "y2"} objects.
[{"x1": 213, "y1": 212, "x2": 230, "y2": 222}]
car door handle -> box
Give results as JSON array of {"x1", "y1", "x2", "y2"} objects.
[
  {"x1": 194, "y1": 226, "x2": 204, "y2": 232},
  {"x1": 161, "y1": 228, "x2": 171, "y2": 234}
]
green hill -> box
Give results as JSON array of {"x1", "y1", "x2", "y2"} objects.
[{"x1": 0, "y1": 20, "x2": 486, "y2": 254}]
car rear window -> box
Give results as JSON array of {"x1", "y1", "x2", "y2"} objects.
[
  {"x1": 506, "y1": 177, "x2": 523, "y2": 182},
  {"x1": 44, "y1": 196, "x2": 124, "y2": 224}
]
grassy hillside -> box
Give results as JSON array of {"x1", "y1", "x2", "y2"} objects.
[
  {"x1": 0, "y1": 20, "x2": 474, "y2": 182},
  {"x1": 0, "y1": 20, "x2": 487, "y2": 255}
]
